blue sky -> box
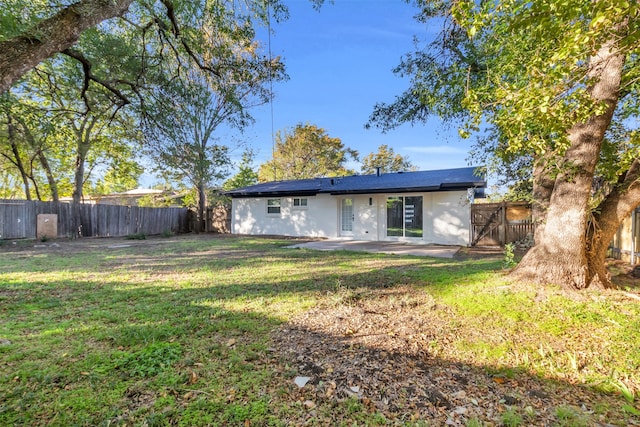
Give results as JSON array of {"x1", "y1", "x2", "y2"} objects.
[{"x1": 235, "y1": 0, "x2": 474, "y2": 173}]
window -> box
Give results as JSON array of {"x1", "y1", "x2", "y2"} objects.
[
  {"x1": 267, "y1": 198, "x2": 281, "y2": 214},
  {"x1": 293, "y1": 197, "x2": 308, "y2": 208}
]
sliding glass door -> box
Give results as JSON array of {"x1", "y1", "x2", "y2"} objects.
[{"x1": 386, "y1": 196, "x2": 423, "y2": 238}]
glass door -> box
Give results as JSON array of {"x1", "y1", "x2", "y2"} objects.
[
  {"x1": 404, "y1": 196, "x2": 423, "y2": 237},
  {"x1": 340, "y1": 198, "x2": 354, "y2": 236},
  {"x1": 386, "y1": 196, "x2": 423, "y2": 238}
]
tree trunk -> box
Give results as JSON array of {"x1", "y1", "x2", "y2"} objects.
[
  {"x1": 6, "y1": 115, "x2": 32, "y2": 200},
  {"x1": 16, "y1": 115, "x2": 60, "y2": 201},
  {"x1": 511, "y1": 31, "x2": 626, "y2": 290},
  {"x1": 530, "y1": 156, "x2": 555, "y2": 243},
  {"x1": 71, "y1": 118, "x2": 95, "y2": 236},
  {"x1": 197, "y1": 181, "x2": 207, "y2": 233},
  {"x1": 37, "y1": 150, "x2": 59, "y2": 201},
  {"x1": 28, "y1": 168, "x2": 42, "y2": 201},
  {"x1": 586, "y1": 160, "x2": 640, "y2": 287},
  {"x1": 71, "y1": 144, "x2": 89, "y2": 237},
  {"x1": 0, "y1": 0, "x2": 134, "y2": 93}
]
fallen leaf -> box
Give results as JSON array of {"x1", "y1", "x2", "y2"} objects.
[{"x1": 189, "y1": 371, "x2": 198, "y2": 384}]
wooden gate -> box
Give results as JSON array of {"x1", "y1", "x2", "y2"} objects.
[{"x1": 471, "y1": 202, "x2": 534, "y2": 247}]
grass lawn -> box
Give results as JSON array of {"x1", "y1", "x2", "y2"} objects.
[{"x1": 0, "y1": 235, "x2": 639, "y2": 426}]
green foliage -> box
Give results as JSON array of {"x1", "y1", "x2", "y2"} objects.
[
  {"x1": 610, "y1": 377, "x2": 636, "y2": 403},
  {"x1": 360, "y1": 144, "x2": 415, "y2": 174},
  {"x1": 501, "y1": 408, "x2": 523, "y2": 427},
  {"x1": 1, "y1": 0, "x2": 293, "y2": 201},
  {"x1": 554, "y1": 405, "x2": 588, "y2": 427},
  {"x1": 503, "y1": 243, "x2": 517, "y2": 269},
  {"x1": 116, "y1": 342, "x2": 182, "y2": 378},
  {"x1": 126, "y1": 233, "x2": 146, "y2": 240},
  {"x1": 258, "y1": 123, "x2": 359, "y2": 181},
  {"x1": 623, "y1": 404, "x2": 640, "y2": 416},
  {"x1": 222, "y1": 149, "x2": 259, "y2": 190},
  {"x1": 370, "y1": 0, "x2": 640, "y2": 197},
  {"x1": 466, "y1": 418, "x2": 484, "y2": 427}
]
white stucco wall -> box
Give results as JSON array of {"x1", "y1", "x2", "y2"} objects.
[
  {"x1": 353, "y1": 196, "x2": 378, "y2": 240},
  {"x1": 424, "y1": 191, "x2": 471, "y2": 245},
  {"x1": 231, "y1": 195, "x2": 338, "y2": 238},
  {"x1": 231, "y1": 190, "x2": 472, "y2": 245}
]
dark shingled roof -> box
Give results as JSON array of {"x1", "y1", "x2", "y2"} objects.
[{"x1": 224, "y1": 167, "x2": 486, "y2": 198}]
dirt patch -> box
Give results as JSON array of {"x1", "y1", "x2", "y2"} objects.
[
  {"x1": 455, "y1": 246, "x2": 504, "y2": 260},
  {"x1": 0, "y1": 233, "x2": 311, "y2": 256},
  {"x1": 271, "y1": 286, "x2": 634, "y2": 425},
  {"x1": 609, "y1": 259, "x2": 640, "y2": 291}
]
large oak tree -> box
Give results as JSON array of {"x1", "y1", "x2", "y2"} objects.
[{"x1": 370, "y1": 0, "x2": 640, "y2": 289}]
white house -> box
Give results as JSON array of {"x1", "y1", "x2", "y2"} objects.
[{"x1": 225, "y1": 167, "x2": 486, "y2": 246}]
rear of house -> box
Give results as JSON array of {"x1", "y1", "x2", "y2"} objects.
[{"x1": 225, "y1": 167, "x2": 486, "y2": 246}]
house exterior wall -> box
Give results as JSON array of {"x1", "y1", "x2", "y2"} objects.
[
  {"x1": 425, "y1": 191, "x2": 471, "y2": 245},
  {"x1": 231, "y1": 194, "x2": 339, "y2": 238},
  {"x1": 609, "y1": 210, "x2": 640, "y2": 264},
  {"x1": 231, "y1": 190, "x2": 471, "y2": 245}
]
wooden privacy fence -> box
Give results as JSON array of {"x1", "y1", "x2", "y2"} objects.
[
  {"x1": 608, "y1": 208, "x2": 640, "y2": 264},
  {"x1": 471, "y1": 202, "x2": 640, "y2": 264},
  {"x1": 0, "y1": 200, "x2": 191, "y2": 239},
  {"x1": 471, "y1": 202, "x2": 534, "y2": 247}
]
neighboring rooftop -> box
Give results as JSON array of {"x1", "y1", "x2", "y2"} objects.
[{"x1": 224, "y1": 167, "x2": 486, "y2": 198}]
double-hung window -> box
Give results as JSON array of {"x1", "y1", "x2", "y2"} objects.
[{"x1": 267, "y1": 198, "x2": 281, "y2": 214}]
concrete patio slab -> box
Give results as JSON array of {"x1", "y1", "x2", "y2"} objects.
[{"x1": 285, "y1": 240, "x2": 461, "y2": 258}]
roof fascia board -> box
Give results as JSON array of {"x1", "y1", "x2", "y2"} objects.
[{"x1": 227, "y1": 190, "x2": 320, "y2": 198}]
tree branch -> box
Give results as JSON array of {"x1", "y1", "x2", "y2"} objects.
[
  {"x1": 62, "y1": 48, "x2": 132, "y2": 108},
  {"x1": 0, "y1": 0, "x2": 135, "y2": 93},
  {"x1": 159, "y1": 0, "x2": 221, "y2": 77}
]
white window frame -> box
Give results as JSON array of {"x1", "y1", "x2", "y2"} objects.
[
  {"x1": 267, "y1": 198, "x2": 281, "y2": 215},
  {"x1": 293, "y1": 197, "x2": 308, "y2": 209}
]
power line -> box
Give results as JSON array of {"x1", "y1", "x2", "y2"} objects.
[{"x1": 266, "y1": 0, "x2": 276, "y2": 181}]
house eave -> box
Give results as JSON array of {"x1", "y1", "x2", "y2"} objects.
[
  {"x1": 226, "y1": 190, "x2": 320, "y2": 198},
  {"x1": 327, "y1": 183, "x2": 484, "y2": 196}
]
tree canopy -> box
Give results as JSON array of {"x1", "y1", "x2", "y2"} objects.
[
  {"x1": 0, "y1": 0, "x2": 308, "y2": 94},
  {"x1": 370, "y1": 0, "x2": 640, "y2": 289},
  {"x1": 360, "y1": 144, "x2": 415, "y2": 174},
  {"x1": 0, "y1": 0, "x2": 297, "y2": 206},
  {"x1": 258, "y1": 123, "x2": 358, "y2": 181},
  {"x1": 223, "y1": 150, "x2": 259, "y2": 191}
]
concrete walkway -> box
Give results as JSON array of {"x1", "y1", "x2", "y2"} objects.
[{"x1": 285, "y1": 239, "x2": 461, "y2": 258}]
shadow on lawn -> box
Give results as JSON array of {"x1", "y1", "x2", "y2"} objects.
[{"x1": 0, "y1": 237, "x2": 637, "y2": 426}]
